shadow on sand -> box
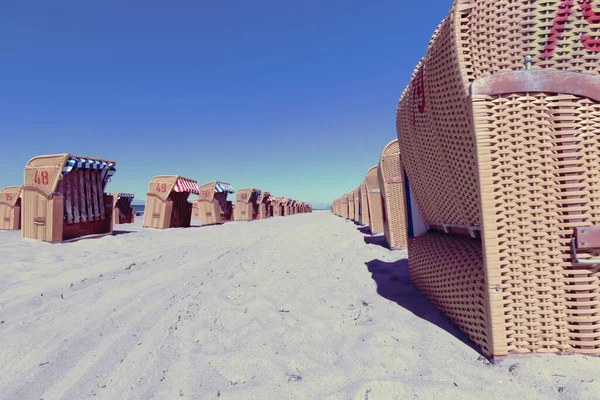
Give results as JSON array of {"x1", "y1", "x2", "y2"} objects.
[
  {"x1": 112, "y1": 230, "x2": 134, "y2": 236},
  {"x1": 357, "y1": 226, "x2": 371, "y2": 235},
  {"x1": 357, "y1": 226, "x2": 390, "y2": 249},
  {"x1": 365, "y1": 258, "x2": 481, "y2": 355}
]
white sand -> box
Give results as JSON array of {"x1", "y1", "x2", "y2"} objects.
[{"x1": 1, "y1": 211, "x2": 599, "y2": 400}]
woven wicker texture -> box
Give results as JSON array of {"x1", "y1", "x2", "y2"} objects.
[
  {"x1": 378, "y1": 140, "x2": 408, "y2": 250},
  {"x1": 0, "y1": 186, "x2": 21, "y2": 230},
  {"x1": 408, "y1": 232, "x2": 492, "y2": 355},
  {"x1": 396, "y1": 0, "x2": 600, "y2": 357},
  {"x1": 365, "y1": 166, "x2": 384, "y2": 234}
]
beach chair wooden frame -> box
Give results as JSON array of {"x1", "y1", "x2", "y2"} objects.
[
  {"x1": 365, "y1": 166, "x2": 384, "y2": 234},
  {"x1": 396, "y1": 0, "x2": 600, "y2": 358},
  {"x1": 377, "y1": 139, "x2": 407, "y2": 250},
  {"x1": 0, "y1": 186, "x2": 22, "y2": 230},
  {"x1": 112, "y1": 193, "x2": 135, "y2": 224},
  {"x1": 22, "y1": 154, "x2": 116, "y2": 242},
  {"x1": 192, "y1": 181, "x2": 235, "y2": 226},
  {"x1": 235, "y1": 188, "x2": 261, "y2": 221},
  {"x1": 143, "y1": 175, "x2": 197, "y2": 229}
]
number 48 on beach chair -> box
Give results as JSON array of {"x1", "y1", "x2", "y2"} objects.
[{"x1": 22, "y1": 154, "x2": 117, "y2": 242}]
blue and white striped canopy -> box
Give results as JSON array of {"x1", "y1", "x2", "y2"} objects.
[
  {"x1": 117, "y1": 193, "x2": 135, "y2": 199},
  {"x1": 62, "y1": 157, "x2": 116, "y2": 189},
  {"x1": 252, "y1": 188, "x2": 261, "y2": 196},
  {"x1": 215, "y1": 181, "x2": 235, "y2": 194}
]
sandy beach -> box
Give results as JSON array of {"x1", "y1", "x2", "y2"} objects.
[{"x1": 1, "y1": 211, "x2": 599, "y2": 400}]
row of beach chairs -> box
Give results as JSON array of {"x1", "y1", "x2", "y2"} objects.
[
  {"x1": 334, "y1": 0, "x2": 600, "y2": 360},
  {"x1": 0, "y1": 154, "x2": 311, "y2": 242}
]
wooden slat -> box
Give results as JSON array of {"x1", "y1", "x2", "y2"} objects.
[
  {"x1": 71, "y1": 172, "x2": 81, "y2": 223},
  {"x1": 85, "y1": 170, "x2": 94, "y2": 221},
  {"x1": 97, "y1": 171, "x2": 106, "y2": 220},
  {"x1": 59, "y1": 176, "x2": 66, "y2": 222},
  {"x1": 91, "y1": 170, "x2": 100, "y2": 219},
  {"x1": 78, "y1": 170, "x2": 87, "y2": 222},
  {"x1": 65, "y1": 172, "x2": 74, "y2": 224}
]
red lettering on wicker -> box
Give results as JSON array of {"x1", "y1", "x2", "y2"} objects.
[
  {"x1": 34, "y1": 170, "x2": 49, "y2": 185},
  {"x1": 201, "y1": 190, "x2": 211, "y2": 198},
  {"x1": 541, "y1": 0, "x2": 600, "y2": 58},
  {"x1": 156, "y1": 183, "x2": 167, "y2": 193},
  {"x1": 241, "y1": 193, "x2": 248, "y2": 200},
  {"x1": 581, "y1": 1, "x2": 600, "y2": 51},
  {"x1": 6, "y1": 193, "x2": 12, "y2": 201},
  {"x1": 411, "y1": 66, "x2": 425, "y2": 125}
]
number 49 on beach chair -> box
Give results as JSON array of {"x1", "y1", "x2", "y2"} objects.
[{"x1": 143, "y1": 175, "x2": 198, "y2": 229}]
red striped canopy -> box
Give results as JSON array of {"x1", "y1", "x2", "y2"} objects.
[{"x1": 173, "y1": 177, "x2": 199, "y2": 195}]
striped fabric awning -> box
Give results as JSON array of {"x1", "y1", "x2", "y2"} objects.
[
  {"x1": 252, "y1": 188, "x2": 262, "y2": 196},
  {"x1": 215, "y1": 182, "x2": 235, "y2": 194},
  {"x1": 62, "y1": 156, "x2": 116, "y2": 189},
  {"x1": 117, "y1": 193, "x2": 135, "y2": 199},
  {"x1": 173, "y1": 177, "x2": 199, "y2": 195},
  {"x1": 266, "y1": 195, "x2": 274, "y2": 202}
]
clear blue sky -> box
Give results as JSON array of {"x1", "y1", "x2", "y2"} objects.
[{"x1": 1, "y1": 0, "x2": 451, "y2": 208}]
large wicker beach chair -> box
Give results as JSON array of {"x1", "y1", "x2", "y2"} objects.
[
  {"x1": 396, "y1": 0, "x2": 600, "y2": 358},
  {"x1": 0, "y1": 186, "x2": 22, "y2": 230},
  {"x1": 359, "y1": 180, "x2": 370, "y2": 226},
  {"x1": 365, "y1": 166, "x2": 384, "y2": 234},
  {"x1": 193, "y1": 181, "x2": 235, "y2": 226},
  {"x1": 235, "y1": 188, "x2": 261, "y2": 221},
  {"x1": 22, "y1": 154, "x2": 116, "y2": 242},
  {"x1": 143, "y1": 176, "x2": 197, "y2": 229},
  {"x1": 377, "y1": 139, "x2": 408, "y2": 250},
  {"x1": 112, "y1": 193, "x2": 135, "y2": 224}
]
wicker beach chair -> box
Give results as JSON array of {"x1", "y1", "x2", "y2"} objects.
[
  {"x1": 112, "y1": 193, "x2": 135, "y2": 224},
  {"x1": 22, "y1": 154, "x2": 116, "y2": 242},
  {"x1": 271, "y1": 197, "x2": 284, "y2": 217},
  {"x1": 235, "y1": 188, "x2": 261, "y2": 221},
  {"x1": 143, "y1": 176, "x2": 197, "y2": 229},
  {"x1": 347, "y1": 191, "x2": 356, "y2": 222},
  {"x1": 396, "y1": 0, "x2": 600, "y2": 358},
  {"x1": 193, "y1": 181, "x2": 235, "y2": 226},
  {"x1": 0, "y1": 186, "x2": 22, "y2": 230},
  {"x1": 377, "y1": 139, "x2": 408, "y2": 250},
  {"x1": 352, "y1": 188, "x2": 360, "y2": 221},
  {"x1": 365, "y1": 166, "x2": 384, "y2": 234},
  {"x1": 359, "y1": 180, "x2": 370, "y2": 226},
  {"x1": 257, "y1": 191, "x2": 273, "y2": 219}
]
